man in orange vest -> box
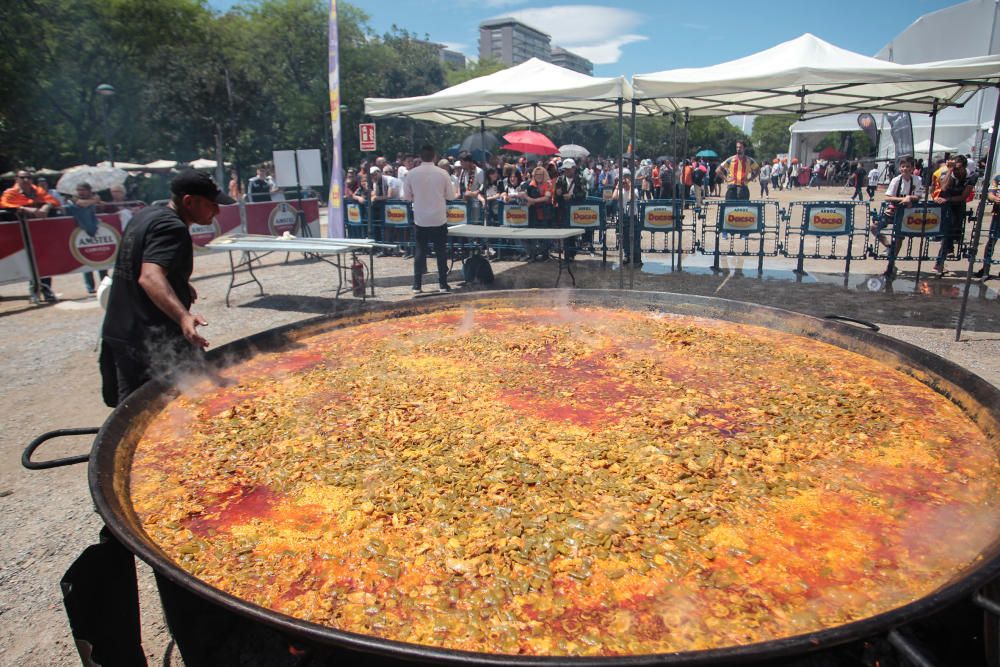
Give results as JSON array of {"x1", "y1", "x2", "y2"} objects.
[{"x1": 716, "y1": 140, "x2": 759, "y2": 201}]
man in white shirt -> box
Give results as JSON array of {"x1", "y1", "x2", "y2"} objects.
[{"x1": 405, "y1": 145, "x2": 454, "y2": 294}]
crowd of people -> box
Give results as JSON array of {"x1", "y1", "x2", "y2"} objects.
[{"x1": 1, "y1": 169, "x2": 144, "y2": 302}]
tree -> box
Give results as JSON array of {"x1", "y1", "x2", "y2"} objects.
[{"x1": 751, "y1": 115, "x2": 796, "y2": 159}]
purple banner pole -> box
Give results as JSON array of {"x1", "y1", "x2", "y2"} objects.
[{"x1": 327, "y1": 0, "x2": 345, "y2": 237}]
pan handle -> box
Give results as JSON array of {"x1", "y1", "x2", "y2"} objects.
[
  {"x1": 823, "y1": 315, "x2": 880, "y2": 332},
  {"x1": 22, "y1": 427, "x2": 99, "y2": 470}
]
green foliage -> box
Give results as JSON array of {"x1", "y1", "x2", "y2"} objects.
[{"x1": 751, "y1": 115, "x2": 796, "y2": 159}]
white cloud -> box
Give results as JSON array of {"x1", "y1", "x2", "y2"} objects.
[
  {"x1": 441, "y1": 42, "x2": 467, "y2": 52},
  {"x1": 494, "y1": 5, "x2": 647, "y2": 64},
  {"x1": 566, "y1": 34, "x2": 648, "y2": 65}
]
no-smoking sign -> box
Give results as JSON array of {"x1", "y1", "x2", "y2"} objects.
[{"x1": 359, "y1": 123, "x2": 376, "y2": 152}]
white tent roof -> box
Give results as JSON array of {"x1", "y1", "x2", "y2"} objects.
[
  {"x1": 365, "y1": 58, "x2": 636, "y2": 128},
  {"x1": 913, "y1": 139, "x2": 957, "y2": 154},
  {"x1": 632, "y1": 33, "x2": 1000, "y2": 118},
  {"x1": 189, "y1": 158, "x2": 219, "y2": 170}
]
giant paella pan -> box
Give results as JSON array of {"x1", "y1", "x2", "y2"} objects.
[{"x1": 89, "y1": 290, "x2": 1000, "y2": 664}]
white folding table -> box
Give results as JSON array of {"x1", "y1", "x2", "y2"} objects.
[
  {"x1": 206, "y1": 233, "x2": 393, "y2": 306},
  {"x1": 446, "y1": 225, "x2": 585, "y2": 286}
]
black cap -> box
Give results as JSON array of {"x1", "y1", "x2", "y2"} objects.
[{"x1": 170, "y1": 169, "x2": 235, "y2": 205}]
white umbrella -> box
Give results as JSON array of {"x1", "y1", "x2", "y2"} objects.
[
  {"x1": 143, "y1": 159, "x2": 179, "y2": 171},
  {"x1": 188, "y1": 158, "x2": 218, "y2": 170},
  {"x1": 56, "y1": 165, "x2": 128, "y2": 194},
  {"x1": 97, "y1": 160, "x2": 146, "y2": 171},
  {"x1": 557, "y1": 144, "x2": 590, "y2": 159}
]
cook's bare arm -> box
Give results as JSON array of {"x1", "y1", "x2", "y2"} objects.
[{"x1": 138, "y1": 262, "x2": 209, "y2": 349}]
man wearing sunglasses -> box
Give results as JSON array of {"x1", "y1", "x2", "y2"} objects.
[{"x1": 100, "y1": 170, "x2": 234, "y2": 406}]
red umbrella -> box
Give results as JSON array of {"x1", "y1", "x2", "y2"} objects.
[
  {"x1": 501, "y1": 130, "x2": 558, "y2": 156},
  {"x1": 818, "y1": 146, "x2": 845, "y2": 160}
]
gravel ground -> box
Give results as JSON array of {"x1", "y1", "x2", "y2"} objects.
[{"x1": 1, "y1": 189, "x2": 997, "y2": 665}]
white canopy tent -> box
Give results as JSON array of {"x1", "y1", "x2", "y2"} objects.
[
  {"x1": 365, "y1": 58, "x2": 636, "y2": 128},
  {"x1": 631, "y1": 32, "x2": 1000, "y2": 340},
  {"x1": 632, "y1": 33, "x2": 1000, "y2": 119},
  {"x1": 365, "y1": 57, "x2": 647, "y2": 286},
  {"x1": 913, "y1": 139, "x2": 958, "y2": 155}
]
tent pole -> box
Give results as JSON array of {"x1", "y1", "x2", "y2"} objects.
[
  {"x1": 480, "y1": 118, "x2": 486, "y2": 165},
  {"x1": 955, "y1": 84, "x2": 1000, "y2": 341},
  {"x1": 915, "y1": 101, "x2": 939, "y2": 284},
  {"x1": 618, "y1": 99, "x2": 625, "y2": 290},
  {"x1": 629, "y1": 100, "x2": 638, "y2": 289}
]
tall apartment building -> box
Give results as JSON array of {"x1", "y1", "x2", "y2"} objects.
[
  {"x1": 549, "y1": 47, "x2": 593, "y2": 75},
  {"x1": 479, "y1": 18, "x2": 551, "y2": 66}
]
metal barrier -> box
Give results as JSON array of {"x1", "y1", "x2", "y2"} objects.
[
  {"x1": 382, "y1": 199, "x2": 413, "y2": 254},
  {"x1": 783, "y1": 200, "x2": 870, "y2": 275},
  {"x1": 875, "y1": 203, "x2": 971, "y2": 275},
  {"x1": 569, "y1": 198, "x2": 607, "y2": 261},
  {"x1": 344, "y1": 201, "x2": 367, "y2": 239},
  {"x1": 636, "y1": 199, "x2": 690, "y2": 266},
  {"x1": 700, "y1": 200, "x2": 782, "y2": 273}
]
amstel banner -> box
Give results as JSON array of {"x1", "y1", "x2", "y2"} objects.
[
  {"x1": 0, "y1": 199, "x2": 320, "y2": 284},
  {"x1": 803, "y1": 204, "x2": 852, "y2": 235},
  {"x1": 639, "y1": 200, "x2": 679, "y2": 231},
  {"x1": 568, "y1": 203, "x2": 602, "y2": 228},
  {"x1": 898, "y1": 205, "x2": 943, "y2": 236},
  {"x1": 445, "y1": 200, "x2": 470, "y2": 225},
  {"x1": 719, "y1": 203, "x2": 765, "y2": 235},
  {"x1": 383, "y1": 200, "x2": 411, "y2": 226},
  {"x1": 501, "y1": 203, "x2": 529, "y2": 227},
  {"x1": 236, "y1": 199, "x2": 321, "y2": 237}
]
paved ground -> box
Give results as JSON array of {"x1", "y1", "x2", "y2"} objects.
[{"x1": 0, "y1": 184, "x2": 997, "y2": 665}]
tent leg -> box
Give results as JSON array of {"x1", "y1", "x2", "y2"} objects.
[
  {"x1": 915, "y1": 101, "x2": 939, "y2": 285},
  {"x1": 629, "y1": 100, "x2": 638, "y2": 290},
  {"x1": 956, "y1": 85, "x2": 1000, "y2": 341},
  {"x1": 617, "y1": 99, "x2": 625, "y2": 290}
]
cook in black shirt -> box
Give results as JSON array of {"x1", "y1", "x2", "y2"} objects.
[{"x1": 100, "y1": 170, "x2": 234, "y2": 405}]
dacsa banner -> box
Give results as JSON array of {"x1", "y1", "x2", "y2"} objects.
[
  {"x1": 503, "y1": 203, "x2": 529, "y2": 227},
  {"x1": 803, "y1": 205, "x2": 851, "y2": 235},
  {"x1": 900, "y1": 206, "x2": 942, "y2": 236},
  {"x1": 719, "y1": 203, "x2": 764, "y2": 234},
  {"x1": 641, "y1": 203, "x2": 677, "y2": 231},
  {"x1": 346, "y1": 202, "x2": 363, "y2": 224},
  {"x1": 446, "y1": 200, "x2": 469, "y2": 225},
  {"x1": 569, "y1": 204, "x2": 601, "y2": 228},
  {"x1": 383, "y1": 201, "x2": 411, "y2": 226}
]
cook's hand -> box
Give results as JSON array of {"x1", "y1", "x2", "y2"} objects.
[
  {"x1": 182, "y1": 312, "x2": 209, "y2": 349},
  {"x1": 933, "y1": 196, "x2": 947, "y2": 205}
]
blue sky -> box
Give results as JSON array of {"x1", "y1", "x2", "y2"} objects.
[{"x1": 207, "y1": 1, "x2": 963, "y2": 76}]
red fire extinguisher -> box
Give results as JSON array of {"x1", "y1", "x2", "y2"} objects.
[{"x1": 351, "y1": 253, "x2": 366, "y2": 297}]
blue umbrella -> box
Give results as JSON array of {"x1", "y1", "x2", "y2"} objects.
[{"x1": 695, "y1": 149, "x2": 719, "y2": 158}]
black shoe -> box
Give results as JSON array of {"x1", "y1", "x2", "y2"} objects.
[
  {"x1": 634, "y1": 259, "x2": 643, "y2": 267},
  {"x1": 438, "y1": 284, "x2": 451, "y2": 293},
  {"x1": 974, "y1": 267, "x2": 986, "y2": 279},
  {"x1": 622, "y1": 257, "x2": 630, "y2": 265}
]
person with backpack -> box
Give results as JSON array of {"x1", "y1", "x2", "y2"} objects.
[{"x1": 690, "y1": 158, "x2": 706, "y2": 208}]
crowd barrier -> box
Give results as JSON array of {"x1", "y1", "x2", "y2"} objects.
[
  {"x1": 0, "y1": 199, "x2": 320, "y2": 286},
  {"x1": 339, "y1": 195, "x2": 995, "y2": 278}
]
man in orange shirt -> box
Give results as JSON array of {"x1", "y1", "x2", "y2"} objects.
[
  {"x1": 1, "y1": 170, "x2": 59, "y2": 217},
  {"x1": 716, "y1": 140, "x2": 759, "y2": 201},
  {"x1": 1, "y1": 170, "x2": 61, "y2": 302}
]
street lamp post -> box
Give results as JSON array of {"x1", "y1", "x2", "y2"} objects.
[{"x1": 96, "y1": 83, "x2": 116, "y2": 167}]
